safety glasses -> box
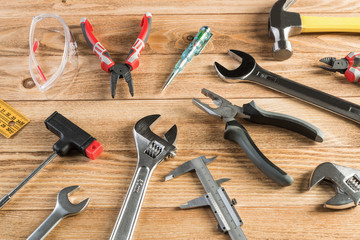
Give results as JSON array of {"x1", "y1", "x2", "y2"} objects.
[{"x1": 29, "y1": 14, "x2": 78, "y2": 94}]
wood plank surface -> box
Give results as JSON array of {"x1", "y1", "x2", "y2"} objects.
[{"x1": 1, "y1": 1, "x2": 360, "y2": 239}]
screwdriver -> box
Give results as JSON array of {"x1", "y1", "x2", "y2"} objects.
[
  {"x1": 161, "y1": 26, "x2": 213, "y2": 93},
  {"x1": 0, "y1": 111, "x2": 103, "y2": 209}
]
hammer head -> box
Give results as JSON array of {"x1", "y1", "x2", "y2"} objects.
[{"x1": 268, "y1": 0, "x2": 302, "y2": 61}]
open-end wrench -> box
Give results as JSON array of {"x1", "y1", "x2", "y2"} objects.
[
  {"x1": 110, "y1": 114, "x2": 177, "y2": 240},
  {"x1": 27, "y1": 186, "x2": 90, "y2": 240},
  {"x1": 214, "y1": 50, "x2": 360, "y2": 124}
]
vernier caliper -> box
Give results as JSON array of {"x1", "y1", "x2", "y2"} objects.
[{"x1": 165, "y1": 156, "x2": 247, "y2": 240}]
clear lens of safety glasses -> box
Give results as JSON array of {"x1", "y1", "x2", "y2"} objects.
[{"x1": 29, "y1": 14, "x2": 78, "y2": 95}]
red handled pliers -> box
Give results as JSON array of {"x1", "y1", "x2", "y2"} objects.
[
  {"x1": 320, "y1": 52, "x2": 360, "y2": 83},
  {"x1": 80, "y1": 12, "x2": 152, "y2": 98}
]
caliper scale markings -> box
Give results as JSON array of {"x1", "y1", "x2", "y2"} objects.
[{"x1": 166, "y1": 156, "x2": 247, "y2": 240}]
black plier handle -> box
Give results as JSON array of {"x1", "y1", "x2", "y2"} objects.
[{"x1": 193, "y1": 88, "x2": 324, "y2": 186}]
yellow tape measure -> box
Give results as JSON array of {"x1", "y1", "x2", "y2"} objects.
[{"x1": 0, "y1": 99, "x2": 29, "y2": 138}]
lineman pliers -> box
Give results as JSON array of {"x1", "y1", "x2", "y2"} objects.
[{"x1": 193, "y1": 88, "x2": 324, "y2": 186}]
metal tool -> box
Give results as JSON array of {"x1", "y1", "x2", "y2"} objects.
[
  {"x1": 193, "y1": 88, "x2": 323, "y2": 186},
  {"x1": 110, "y1": 114, "x2": 177, "y2": 240},
  {"x1": 0, "y1": 112, "x2": 102, "y2": 210},
  {"x1": 161, "y1": 26, "x2": 212, "y2": 93},
  {"x1": 80, "y1": 12, "x2": 152, "y2": 98},
  {"x1": 320, "y1": 52, "x2": 360, "y2": 83},
  {"x1": 27, "y1": 186, "x2": 90, "y2": 240},
  {"x1": 269, "y1": 0, "x2": 360, "y2": 60},
  {"x1": 309, "y1": 162, "x2": 360, "y2": 210},
  {"x1": 0, "y1": 98, "x2": 29, "y2": 138},
  {"x1": 165, "y1": 156, "x2": 246, "y2": 240},
  {"x1": 214, "y1": 49, "x2": 360, "y2": 124}
]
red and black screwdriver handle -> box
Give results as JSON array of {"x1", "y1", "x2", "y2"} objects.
[
  {"x1": 45, "y1": 111, "x2": 103, "y2": 160},
  {"x1": 80, "y1": 12, "x2": 152, "y2": 72}
]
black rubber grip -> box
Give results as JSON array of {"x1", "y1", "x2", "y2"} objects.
[
  {"x1": 224, "y1": 120, "x2": 294, "y2": 186},
  {"x1": 243, "y1": 101, "x2": 324, "y2": 142},
  {"x1": 45, "y1": 112, "x2": 95, "y2": 157}
]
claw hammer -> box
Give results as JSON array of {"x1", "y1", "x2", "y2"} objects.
[{"x1": 269, "y1": 0, "x2": 360, "y2": 60}]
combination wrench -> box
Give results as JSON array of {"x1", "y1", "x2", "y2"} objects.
[
  {"x1": 27, "y1": 186, "x2": 89, "y2": 240},
  {"x1": 214, "y1": 50, "x2": 360, "y2": 124},
  {"x1": 110, "y1": 114, "x2": 177, "y2": 240}
]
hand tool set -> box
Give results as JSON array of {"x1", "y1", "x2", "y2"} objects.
[
  {"x1": 3, "y1": 0, "x2": 360, "y2": 238},
  {"x1": 165, "y1": 156, "x2": 247, "y2": 240},
  {"x1": 320, "y1": 52, "x2": 360, "y2": 83}
]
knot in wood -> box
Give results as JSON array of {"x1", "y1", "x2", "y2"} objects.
[{"x1": 22, "y1": 78, "x2": 35, "y2": 89}]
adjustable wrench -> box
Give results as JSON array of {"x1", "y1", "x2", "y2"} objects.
[
  {"x1": 27, "y1": 186, "x2": 90, "y2": 240},
  {"x1": 309, "y1": 162, "x2": 360, "y2": 210},
  {"x1": 110, "y1": 114, "x2": 177, "y2": 240},
  {"x1": 214, "y1": 50, "x2": 360, "y2": 124}
]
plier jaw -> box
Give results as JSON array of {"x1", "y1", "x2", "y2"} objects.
[
  {"x1": 110, "y1": 64, "x2": 133, "y2": 98},
  {"x1": 320, "y1": 52, "x2": 360, "y2": 83},
  {"x1": 319, "y1": 57, "x2": 348, "y2": 74},
  {"x1": 192, "y1": 88, "x2": 243, "y2": 122}
]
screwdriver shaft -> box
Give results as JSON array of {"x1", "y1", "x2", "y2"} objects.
[
  {"x1": 162, "y1": 68, "x2": 180, "y2": 93},
  {"x1": 0, "y1": 152, "x2": 58, "y2": 209}
]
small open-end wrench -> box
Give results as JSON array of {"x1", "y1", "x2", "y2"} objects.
[
  {"x1": 27, "y1": 186, "x2": 90, "y2": 240},
  {"x1": 110, "y1": 114, "x2": 177, "y2": 240},
  {"x1": 214, "y1": 50, "x2": 360, "y2": 124}
]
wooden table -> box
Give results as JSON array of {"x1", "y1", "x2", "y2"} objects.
[{"x1": 1, "y1": 0, "x2": 360, "y2": 239}]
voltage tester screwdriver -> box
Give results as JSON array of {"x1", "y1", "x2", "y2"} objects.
[
  {"x1": 161, "y1": 26, "x2": 213, "y2": 93},
  {"x1": 0, "y1": 111, "x2": 103, "y2": 209}
]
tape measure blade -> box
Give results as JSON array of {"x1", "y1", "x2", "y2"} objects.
[{"x1": 0, "y1": 99, "x2": 30, "y2": 138}]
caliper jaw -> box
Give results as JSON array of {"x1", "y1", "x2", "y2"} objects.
[{"x1": 165, "y1": 156, "x2": 247, "y2": 240}]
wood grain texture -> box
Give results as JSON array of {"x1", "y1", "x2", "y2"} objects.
[{"x1": 1, "y1": 0, "x2": 360, "y2": 239}]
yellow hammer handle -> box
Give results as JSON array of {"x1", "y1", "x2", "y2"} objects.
[{"x1": 301, "y1": 16, "x2": 360, "y2": 33}]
